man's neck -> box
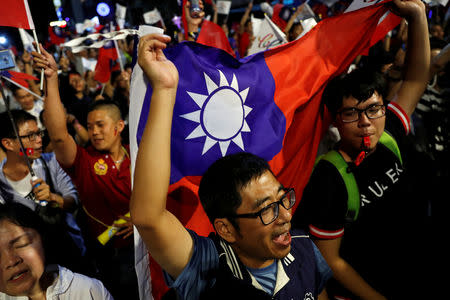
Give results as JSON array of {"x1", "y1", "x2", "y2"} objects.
[
  {"x1": 3, "y1": 155, "x2": 32, "y2": 181},
  {"x1": 108, "y1": 141, "x2": 124, "y2": 162},
  {"x1": 75, "y1": 92, "x2": 84, "y2": 99},
  {"x1": 28, "y1": 269, "x2": 58, "y2": 300}
]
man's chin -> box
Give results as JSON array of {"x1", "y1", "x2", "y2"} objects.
[
  {"x1": 272, "y1": 245, "x2": 291, "y2": 260},
  {"x1": 93, "y1": 143, "x2": 108, "y2": 152}
]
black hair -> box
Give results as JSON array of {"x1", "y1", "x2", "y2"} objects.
[
  {"x1": 87, "y1": 99, "x2": 123, "y2": 120},
  {"x1": 68, "y1": 70, "x2": 82, "y2": 77},
  {"x1": 322, "y1": 68, "x2": 387, "y2": 118},
  {"x1": 198, "y1": 152, "x2": 272, "y2": 230},
  {"x1": 0, "y1": 203, "x2": 53, "y2": 265},
  {"x1": 110, "y1": 70, "x2": 122, "y2": 86},
  {"x1": 0, "y1": 110, "x2": 37, "y2": 151},
  {"x1": 0, "y1": 203, "x2": 87, "y2": 272},
  {"x1": 430, "y1": 36, "x2": 447, "y2": 51},
  {"x1": 9, "y1": 84, "x2": 21, "y2": 96}
]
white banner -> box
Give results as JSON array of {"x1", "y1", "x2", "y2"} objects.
[
  {"x1": 18, "y1": 28, "x2": 34, "y2": 53},
  {"x1": 116, "y1": 3, "x2": 127, "y2": 29},
  {"x1": 217, "y1": 1, "x2": 232, "y2": 15},
  {"x1": 143, "y1": 8, "x2": 162, "y2": 25},
  {"x1": 247, "y1": 14, "x2": 288, "y2": 56},
  {"x1": 296, "y1": 17, "x2": 318, "y2": 40},
  {"x1": 116, "y1": 3, "x2": 127, "y2": 19},
  {"x1": 61, "y1": 29, "x2": 138, "y2": 53}
]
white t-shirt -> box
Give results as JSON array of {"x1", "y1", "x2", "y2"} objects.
[
  {"x1": 0, "y1": 265, "x2": 113, "y2": 300},
  {"x1": 5, "y1": 172, "x2": 32, "y2": 198}
]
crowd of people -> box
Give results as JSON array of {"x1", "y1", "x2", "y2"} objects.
[{"x1": 0, "y1": 0, "x2": 448, "y2": 299}]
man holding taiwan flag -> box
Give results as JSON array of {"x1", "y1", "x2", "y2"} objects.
[
  {"x1": 131, "y1": 32, "x2": 332, "y2": 299},
  {"x1": 128, "y1": 0, "x2": 425, "y2": 298}
]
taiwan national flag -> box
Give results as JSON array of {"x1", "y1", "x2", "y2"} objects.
[
  {"x1": 129, "y1": 2, "x2": 400, "y2": 299},
  {"x1": 94, "y1": 42, "x2": 120, "y2": 83},
  {"x1": 0, "y1": 70, "x2": 38, "y2": 89},
  {"x1": 0, "y1": 0, "x2": 35, "y2": 29}
]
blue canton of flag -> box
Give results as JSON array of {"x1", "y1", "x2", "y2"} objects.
[{"x1": 137, "y1": 43, "x2": 286, "y2": 184}]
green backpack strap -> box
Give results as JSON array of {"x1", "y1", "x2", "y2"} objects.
[
  {"x1": 379, "y1": 131, "x2": 403, "y2": 165},
  {"x1": 319, "y1": 150, "x2": 360, "y2": 221},
  {"x1": 316, "y1": 131, "x2": 403, "y2": 222}
]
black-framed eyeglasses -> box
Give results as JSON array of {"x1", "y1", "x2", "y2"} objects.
[
  {"x1": 338, "y1": 104, "x2": 386, "y2": 123},
  {"x1": 17, "y1": 130, "x2": 45, "y2": 142},
  {"x1": 228, "y1": 188, "x2": 296, "y2": 226}
]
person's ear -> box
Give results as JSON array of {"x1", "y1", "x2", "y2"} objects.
[
  {"x1": 1, "y1": 138, "x2": 14, "y2": 152},
  {"x1": 214, "y1": 218, "x2": 237, "y2": 243},
  {"x1": 116, "y1": 120, "x2": 125, "y2": 132}
]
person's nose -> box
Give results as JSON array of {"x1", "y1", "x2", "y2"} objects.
[
  {"x1": 92, "y1": 126, "x2": 100, "y2": 135},
  {"x1": 277, "y1": 203, "x2": 292, "y2": 224},
  {"x1": 34, "y1": 134, "x2": 43, "y2": 145},
  {"x1": 357, "y1": 111, "x2": 371, "y2": 127},
  {"x1": 1, "y1": 249, "x2": 22, "y2": 270}
]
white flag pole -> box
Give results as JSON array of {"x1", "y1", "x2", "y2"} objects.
[
  {"x1": 100, "y1": 83, "x2": 106, "y2": 96},
  {"x1": 32, "y1": 29, "x2": 45, "y2": 91}
]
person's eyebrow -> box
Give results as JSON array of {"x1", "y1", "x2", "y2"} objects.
[
  {"x1": 9, "y1": 232, "x2": 32, "y2": 246},
  {"x1": 253, "y1": 185, "x2": 285, "y2": 209}
]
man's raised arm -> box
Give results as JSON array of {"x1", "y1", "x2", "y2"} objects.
[
  {"x1": 130, "y1": 34, "x2": 194, "y2": 279},
  {"x1": 393, "y1": 0, "x2": 430, "y2": 116},
  {"x1": 32, "y1": 45, "x2": 77, "y2": 168}
]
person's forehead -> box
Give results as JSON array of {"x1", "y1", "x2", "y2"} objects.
[
  {"x1": 239, "y1": 171, "x2": 282, "y2": 207},
  {"x1": 0, "y1": 220, "x2": 28, "y2": 244},
  {"x1": 87, "y1": 109, "x2": 114, "y2": 122},
  {"x1": 18, "y1": 120, "x2": 38, "y2": 134},
  {"x1": 16, "y1": 89, "x2": 30, "y2": 97},
  {"x1": 342, "y1": 92, "x2": 383, "y2": 108}
]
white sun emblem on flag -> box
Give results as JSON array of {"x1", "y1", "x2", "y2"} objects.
[{"x1": 180, "y1": 70, "x2": 252, "y2": 157}]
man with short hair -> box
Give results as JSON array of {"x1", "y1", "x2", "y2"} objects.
[
  {"x1": 32, "y1": 47, "x2": 139, "y2": 299},
  {"x1": 130, "y1": 34, "x2": 331, "y2": 300},
  {"x1": 292, "y1": 0, "x2": 431, "y2": 299}
]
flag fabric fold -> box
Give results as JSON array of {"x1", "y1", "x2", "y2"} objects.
[
  {"x1": 19, "y1": 28, "x2": 35, "y2": 53},
  {"x1": 129, "y1": 2, "x2": 400, "y2": 299},
  {"x1": 0, "y1": 0, "x2": 35, "y2": 29},
  {"x1": 48, "y1": 26, "x2": 66, "y2": 46},
  {"x1": 94, "y1": 43, "x2": 120, "y2": 83},
  {"x1": 196, "y1": 20, "x2": 235, "y2": 57},
  {"x1": 1, "y1": 70, "x2": 38, "y2": 89}
]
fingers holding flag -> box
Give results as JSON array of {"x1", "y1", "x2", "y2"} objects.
[
  {"x1": 138, "y1": 34, "x2": 179, "y2": 91},
  {"x1": 31, "y1": 43, "x2": 58, "y2": 79}
]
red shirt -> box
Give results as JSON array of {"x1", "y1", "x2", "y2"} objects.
[{"x1": 63, "y1": 145, "x2": 132, "y2": 245}]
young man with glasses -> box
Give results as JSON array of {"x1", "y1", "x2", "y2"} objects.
[
  {"x1": 293, "y1": 0, "x2": 431, "y2": 299},
  {"x1": 0, "y1": 110, "x2": 76, "y2": 210},
  {"x1": 130, "y1": 34, "x2": 331, "y2": 300},
  {"x1": 0, "y1": 110, "x2": 86, "y2": 272}
]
